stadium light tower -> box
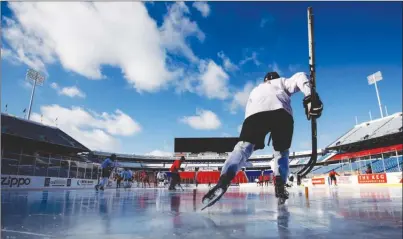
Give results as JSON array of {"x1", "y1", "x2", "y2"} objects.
[
  {"x1": 367, "y1": 71, "x2": 384, "y2": 118},
  {"x1": 26, "y1": 69, "x2": 46, "y2": 120}
]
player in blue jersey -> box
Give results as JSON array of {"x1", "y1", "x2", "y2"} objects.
[
  {"x1": 95, "y1": 154, "x2": 117, "y2": 191},
  {"x1": 122, "y1": 168, "x2": 133, "y2": 188}
]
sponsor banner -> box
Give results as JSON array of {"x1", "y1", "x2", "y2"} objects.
[
  {"x1": 2, "y1": 174, "x2": 96, "y2": 189},
  {"x1": 1, "y1": 176, "x2": 34, "y2": 188},
  {"x1": 358, "y1": 173, "x2": 387, "y2": 184},
  {"x1": 44, "y1": 178, "x2": 71, "y2": 187},
  {"x1": 312, "y1": 178, "x2": 325, "y2": 185},
  {"x1": 76, "y1": 179, "x2": 95, "y2": 186},
  {"x1": 338, "y1": 176, "x2": 352, "y2": 184}
]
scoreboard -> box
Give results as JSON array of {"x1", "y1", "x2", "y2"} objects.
[{"x1": 174, "y1": 137, "x2": 239, "y2": 153}]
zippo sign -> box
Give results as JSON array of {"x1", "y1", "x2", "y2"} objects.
[
  {"x1": 312, "y1": 178, "x2": 325, "y2": 185},
  {"x1": 358, "y1": 173, "x2": 387, "y2": 184},
  {"x1": 1, "y1": 175, "x2": 43, "y2": 189}
]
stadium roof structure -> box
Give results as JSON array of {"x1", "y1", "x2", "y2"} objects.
[
  {"x1": 1, "y1": 113, "x2": 89, "y2": 153},
  {"x1": 326, "y1": 112, "x2": 403, "y2": 150},
  {"x1": 91, "y1": 149, "x2": 324, "y2": 164}
]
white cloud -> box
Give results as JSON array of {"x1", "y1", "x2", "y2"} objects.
[
  {"x1": 196, "y1": 60, "x2": 230, "y2": 100},
  {"x1": 3, "y1": 2, "x2": 205, "y2": 93},
  {"x1": 288, "y1": 64, "x2": 300, "y2": 73},
  {"x1": 192, "y1": 2, "x2": 210, "y2": 17},
  {"x1": 268, "y1": 62, "x2": 283, "y2": 75},
  {"x1": 239, "y1": 52, "x2": 260, "y2": 66},
  {"x1": 2, "y1": 17, "x2": 52, "y2": 75},
  {"x1": 50, "y1": 82, "x2": 58, "y2": 90},
  {"x1": 260, "y1": 18, "x2": 269, "y2": 28},
  {"x1": 230, "y1": 81, "x2": 257, "y2": 114},
  {"x1": 180, "y1": 109, "x2": 221, "y2": 130},
  {"x1": 1, "y1": 48, "x2": 18, "y2": 64},
  {"x1": 174, "y1": 57, "x2": 231, "y2": 100},
  {"x1": 31, "y1": 104, "x2": 141, "y2": 151},
  {"x1": 160, "y1": 2, "x2": 205, "y2": 63},
  {"x1": 146, "y1": 150, "x2": 173, "y2": 157},
  {"x1": 217, "y1": 51, "x2": 238, "y2": 72},
  {"x1": 51, "y1": 82, "x2": 86, "y2": 98},
  {"x1": 260, "y1": 16, "x2": 273, "y2": 28}
]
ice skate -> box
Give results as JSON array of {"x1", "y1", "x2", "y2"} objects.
[
  {"x1": 274, "y1": 176, "x2": 289, "y2": 205},
  {"x1": 201, "y1": 174, "x2": 233, "y2": 210}
]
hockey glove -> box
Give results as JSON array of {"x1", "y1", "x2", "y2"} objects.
[{"x1": 303, "y1": 92, "x2": 323, "y2": 120}]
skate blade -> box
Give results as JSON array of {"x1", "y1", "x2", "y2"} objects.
[{"x1": 201, "y1": 189, "x2": 225, "y2": 211}]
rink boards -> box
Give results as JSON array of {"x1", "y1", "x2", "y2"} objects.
[
  {"x1": 2, "y1": 172, "x2": 402, "y2": 190},
  {"x1": 301, "y1": 172, "x2": 402, "y2": 187},
  {"x1": 1, "y1": 174, "x2": 99, "y2": 189}
]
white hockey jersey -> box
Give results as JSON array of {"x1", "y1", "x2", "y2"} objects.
[
  {"x1": 157, "y1": 172, "x2": 166, "y2": 180},
  {"x1": 245, "y1": 72, "x2": 312, "y2": 119}
]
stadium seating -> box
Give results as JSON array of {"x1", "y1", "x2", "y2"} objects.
[
  {"x1": 318, "y1": 151, "x2": 338, "y2": 162},
  {"x1": 244, "y1": 170, "x2": 272, "y2": 183},
  {"x1": 309, "y1": 156, "x2": 403, "y2": 175},
  {"x1": 328, "y1": 112, "x2": 402, "y2": 148}
]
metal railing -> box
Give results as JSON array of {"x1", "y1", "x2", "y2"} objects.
[
  {"x1": 308, "y1": 149, "x2": 403, "y2": 176},
  {"x1": 1, "y1": 151, "x2": 101, "y2": 179}
]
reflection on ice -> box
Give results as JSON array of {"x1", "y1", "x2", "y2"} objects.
[{"x1": 1, "y1": 185, "x2": 402, "y2": 238}]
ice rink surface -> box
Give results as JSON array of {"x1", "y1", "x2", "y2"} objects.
[{"x1": 1, "y1": 184, "x2": 402, "y2": 239}]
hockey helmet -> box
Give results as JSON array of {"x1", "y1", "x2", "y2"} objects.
[{"x1": 264, "y1": 71, "x2": 280, "y2": 82}]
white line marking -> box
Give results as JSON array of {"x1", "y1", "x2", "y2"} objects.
[{"x1": 1, "y1": 229, "x2": 54, "y2": 237}]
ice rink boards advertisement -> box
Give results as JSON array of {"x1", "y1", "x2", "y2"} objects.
[{"x1": 1, "y1": 175, "x2": 97, "y2": 189}]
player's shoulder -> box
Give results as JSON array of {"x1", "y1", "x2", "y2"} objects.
[{"x1": 288, "y1": 72, "x2": 309, "y2": 80}]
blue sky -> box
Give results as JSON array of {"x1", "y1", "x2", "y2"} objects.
[{"x1": 1, "y1": 2, "x2": 402, "y2": 156}]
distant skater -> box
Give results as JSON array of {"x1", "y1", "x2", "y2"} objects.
[
  {"x1": 329, "y1": 170, "x2": 339, "y2": 186},
  {"x1": 96, "y1": 154, "x2": 118, "y2": 191}
]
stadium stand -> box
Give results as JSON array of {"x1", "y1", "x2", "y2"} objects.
[
  {"x1": 308, "y1": 112, "x2": 402, "y2": 177},
  {"x1": 2, "y1": 111, "x2": 401, "y2": 186},
  {"x1": 327, "y1": 112, "x2": 402, "y2": 150},
  {"x1": 2, "y1": 113, "x2": 88, "y2": 153},
  {"x1": 1, "y1": 113, "x2": 97, "y2": 178}
]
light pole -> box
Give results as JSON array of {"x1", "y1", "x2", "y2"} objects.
[
  {"x1": 26, "y1": 69, "x2": 45, "y2": 120},
  {"x1": 367, "y1": 71, "x2": 384, "y2": 118}
]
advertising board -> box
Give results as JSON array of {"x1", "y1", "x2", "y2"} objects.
[
  {"x1": 1, "y1": 176, "x2": 34, "y2": 188},
  {"x1": 337, "y1": 176, "x2": 352, "y2": 184},
  {"x1": 312, "y1": 178, "x2": 325, "y2": 185},
  {"x1": 358, "y1": 173, "x2": 387, "y2": 184},
  {"x1": 2, "y1": 175, "x2": 97, "y2": 189}
]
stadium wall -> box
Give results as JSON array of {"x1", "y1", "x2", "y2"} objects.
[{"x1": 3, "y1": 172, "x2": 401, "y2": 190}]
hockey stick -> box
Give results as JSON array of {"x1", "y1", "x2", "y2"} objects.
[
  {"x1": 297, "y1": 7, "x2": 318, "y2": 178},
  {"x1": 178, "y1": 184, "x2": 184, "y2": 191}
]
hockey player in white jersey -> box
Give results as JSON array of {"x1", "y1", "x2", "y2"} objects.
[
  {"x1": 202, "y1": 71, "x2": 323, "y2": 208},
  {"x1": 157, "y1": 171, "x2": 167, "y2": 187}
]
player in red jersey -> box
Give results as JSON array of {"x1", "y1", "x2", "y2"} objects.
[
  {"x1": 329, "y1": 170, "x2": 340, "y2": 186},
  {"x1": 169, "y1": 156, "x2": 185, "y2": 190},
  {"x1": 141, "y1": 170, "x2": 151, "y2": 188}
]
